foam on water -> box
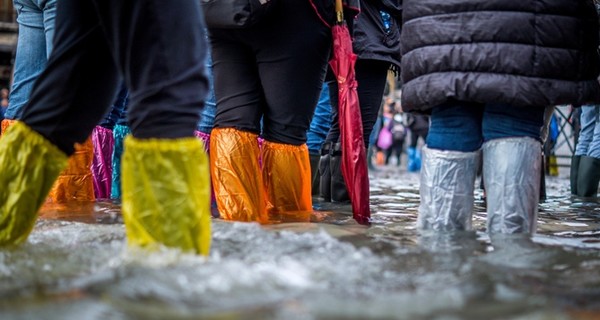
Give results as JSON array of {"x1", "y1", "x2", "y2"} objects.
[{"x1": 0, "y1": 171, "x2": 599, "y2": 319}]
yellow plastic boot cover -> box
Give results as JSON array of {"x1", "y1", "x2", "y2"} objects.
[
  {"x1": 0, "y1": 121, "x2": 68, "y2": 246},
  {"x1": 47, "y1": 137, "x2": 95, "y2": 202},
  {"x1": 262, "y1": 141, "x2": 312, "y2": 222},
  {"x1": 121, "y1": 136, "x2": 211, "y2": 255},
  {"x1": 210, "y1": 128, "x2": 268, "y2": 223}
]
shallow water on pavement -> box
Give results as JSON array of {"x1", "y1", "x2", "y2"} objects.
[{"x1": 1, "y1": 168, "x2": 600, "y2": 320}]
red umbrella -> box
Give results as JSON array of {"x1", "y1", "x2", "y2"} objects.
[{"x1": 329, "y1": 0, "x2": 370, "y2": 225}]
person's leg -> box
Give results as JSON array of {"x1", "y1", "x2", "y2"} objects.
[
  {"x1": 207, "y1": 0, "x2": 330, "y2": 221},
  {"x1": 4, "y1": 0, "x2": 55, "y2": 120},
  {"x1": 0, "y1": 0, "x2": 118, "y2": 246},
  {"x1": 92, "y1": 83, "x2": 128, "y2": 199},
  {"x1": 395, "y1": 138, "x2": 404, "y2": 166},
  {"x1": 208, "y1": 27, "x2": 267, "y2": 222},
  {"x1": 307, "y1": 86, "x2": 331, "y2": 155},
  {"x1": 307, "y1": 86, "x2": 331, "y2": 195},
  {"x1": 256, "y1": 0, "x2": 331, "y2": 220},
  {"x1": 576, "y1": 105, "x2": 600, "y2": 197},
  {"x1": 91, "y1": 0, "x2": 211, "y2": 254},
  {"x1": 418, "y1": 102, "x2": 482, "y2": 231},
  {"x1": 586, "y1": 106, "x2": 600, "y2": 159},
  {"x1": 482, "y1": 104, "x2": 545, "y2": 234},
  {"x1": 326, "y1": 60, "x2": 389, "y2": 202},
  {"x1": 194, "y1": 44, "x2": 217, "y2": 210},
  {"x1": 110, "y1": 122, "x2": 130, "y2": 199},
  {"x1": 575, "y1": 106, "x2": 594, "y2": 156},
  {"x1": 326, "y1": 60, "x2": 389, "y2": 146},
  {"x1": 196, "y1": 46, "x2": 216, "y2": 137}
]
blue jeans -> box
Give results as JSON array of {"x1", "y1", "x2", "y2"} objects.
[
  {"x1": 99, "y1": 82, "x2": 128, "y2": 130},
  {"x1": 4, "y1": 0, "x2": 56, "y2": 120},
  {"x1": 306, "y1": 86, "x2": 331, "y2": 155},
  {"x1": 426, "y1": 102, "x2": 545, "y2": 152},
  {"x1": 197, "y1": 50, "x2": 216, "y2": 134},
  {"x1": 575, "y1": 105, "x2": 600, "y2": 158}
]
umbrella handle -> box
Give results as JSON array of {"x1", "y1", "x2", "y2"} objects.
[{"x1": 335, "y1": 0, "x2": 343, "y2": 24}]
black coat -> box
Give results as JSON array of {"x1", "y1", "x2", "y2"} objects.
[
  {"x1": 352, "y1": 0, "x2": 402, "y2": 69},
  {"x1": 400, "y1": 0, "x2": 600, "y2": 112}
]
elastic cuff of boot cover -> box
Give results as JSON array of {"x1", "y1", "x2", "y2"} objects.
[
  {"x1": 483, "y1": 136, "x2": 541, "y2": 148},
  {"x1": 113, "y1": 124, "x2": 131, "y2": 139},
  {"x1": 5, "y1": 121, "x2": 68, "y2": 160},
  {"x1": 210, "y1": 128, "x2": 268, "y2": 223},
  {"x1": 1, "y1": 119, "x2": 17, "y2": 135},
  {"x1": 262, "y1": 140, "x2": 312, "y2": 222},
  {"x1": 194, "y1": 130, "x2": 210, "y2": 152},
  {"x1": 124, "y1": 135, "x2": 204, "y2": 152},
  {"x1": 422, "y1": 145, "x2": 480, "y2": 161},
  {"x1": 122, "y1": 135, "x2": 211, "y2": 255}
]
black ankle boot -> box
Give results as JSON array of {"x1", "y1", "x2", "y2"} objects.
[
  {"x1": 570, "y1": 155, "x2": 581, "y2": 195},
  {"x1": 310, "y1": 153, "x2": 320, "y2": 196},
  {"x1": 318, "y1": 142, "x2": 332, "y2": 201},
  {"x1": 576, "y1": 156, "x2": 600, "y2": 197},
  {"x1": 330, "y1": 142, "x2": 350, "y2": 203}
]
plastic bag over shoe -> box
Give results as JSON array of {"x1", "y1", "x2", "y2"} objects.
[
  {"x1": 0, "y1": 121, "x2": 68, "y2": 246},
  {"x1": 210, "y1": 128, "x2": 268, "y2": 223},
  {"x1": 418, "y1": 146, "x2": 480, "y2": 231},
  {"x1": 483, "y1": 137, "x2": 541, "y2": 234},
  {"x1": 262, "y1": 141, "x2": 312, "y2": 223},
  {"x1": 121, "y1": 136, "x2": 211, "y2": 255}
]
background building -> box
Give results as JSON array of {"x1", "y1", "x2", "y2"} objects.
[{"x1": 0, "y1": 0, "x2": 17, "y2": 90}]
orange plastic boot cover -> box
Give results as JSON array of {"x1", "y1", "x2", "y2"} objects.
[
  {"x1": 210, "y1": 128, "x2": 268, "y2": 223},
  {"x1": 261, "y1": 141, "x2": 312, "y2": 223},
  {"x1": 47, "y1": 137, "x2": 95, "y2": 202}
]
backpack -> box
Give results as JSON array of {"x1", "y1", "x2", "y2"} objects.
[{"x1": 391, "y1": 114, "x2": 406, "y2": 140}]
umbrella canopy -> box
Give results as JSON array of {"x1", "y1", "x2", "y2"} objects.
[{"x1": 329, "y1": 0, "x2": 370, "y2": 225}]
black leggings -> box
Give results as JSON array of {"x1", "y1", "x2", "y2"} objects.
[
  {"x1": 20, "y1": 0, "x2": 208, "y2": 155},
  {"x1": 209, "y1": 0, "x2": 332, "y2": 146},
  {"x1": 326, "y1": 59, "x2": 391, "y2": 147},
  {"x1": 409, "y1": 129, "x2": 429, "y2": 148}
]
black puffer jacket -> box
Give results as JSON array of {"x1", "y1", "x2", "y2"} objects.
[
  {"x1": 352, "y1": 0, "x2": 402, "y2": 69},
  {"x1": 400, "y1": 0, "x2": 600, "y2": 112}
]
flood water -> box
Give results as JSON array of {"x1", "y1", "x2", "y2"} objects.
[{"x1": 1, "y1": 167, "x2": 600, "y2": 320}]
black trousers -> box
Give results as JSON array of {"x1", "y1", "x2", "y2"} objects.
[
  {"x1": 326, "y1": 59, "x2": 390, "y2": 147},
  {"x1": 209, "y1": 0, "x2": 332, "y2": 146},
  {"x1": 20, "y1": 0, "x2": 209, "y2": 155}
]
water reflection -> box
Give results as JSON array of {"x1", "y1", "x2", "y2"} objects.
[{"x1": 0, "y1": 170, "x2": 599, "y2": 319}]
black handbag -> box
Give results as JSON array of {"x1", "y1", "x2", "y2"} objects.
[{"x1": 201, "y1": 0, "x2": 277, "y2": 28}]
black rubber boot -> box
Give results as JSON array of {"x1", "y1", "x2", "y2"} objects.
[
  {"x1": 310, "y1": 153, "x2": 320, "y2": 196},
  {"x1": 318, "y1": 142, "x2": 332, "y2": 202},
  {"x1": 539, "y1": 153, "x2": 546, "y2": 201},
  {"x1": 570, "y1": 155, "x2": 581, "y2": 195},
  {"x1": 330, "y1": 142, "x2": 350, "y2": 203},
  {"x1": 576, "y1": 156, "x2": 600, "y2": 197}
]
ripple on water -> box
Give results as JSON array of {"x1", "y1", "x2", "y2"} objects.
[{"x1": 0, "y1": 171, "x2": 599, "y2": 319}]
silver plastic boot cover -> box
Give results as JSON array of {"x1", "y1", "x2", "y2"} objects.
[
  {"x1": 418, "y1": 146, "x2": 480, "y2": 231},
  {"x1": 483, "y1": 137, "x2": 541, "y2": 234}
]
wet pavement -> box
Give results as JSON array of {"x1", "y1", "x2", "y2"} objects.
[{"x1": 1, "y1": 166, "x2": 600, "y2": 320}]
